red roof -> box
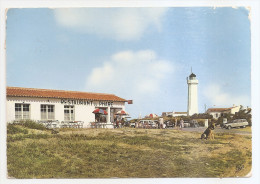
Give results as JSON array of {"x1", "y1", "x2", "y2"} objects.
[
  {"x1": 206, "y1": 108, "x2": 233, "y2": 112},
  {"x1": 174, "y1": 112, "x2": 187, "y2": 114},
  {"x1": 6, "y1": 87, "x2": 127, "y2": 102}
]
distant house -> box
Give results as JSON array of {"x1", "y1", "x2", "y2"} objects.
[
  {"x1": 161, "y1": 111, "x2": 187, "y2": 117},
  {"x1": 162, "y1": 112, "x2": 173, "y2": 117},
  {"x1": 206, "y1": 105, "x2": 241, "y2": 119}
]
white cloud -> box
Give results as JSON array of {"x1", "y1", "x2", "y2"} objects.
[
  {"x1": 53, "y1": 8, "x2": 168, "y2": 41},
  {"x1": 86, "y1": 50, "x2": 174, "y2": 98},
  {"x1": 203, "y1": 84, "x2": 250, "y2": 107}
]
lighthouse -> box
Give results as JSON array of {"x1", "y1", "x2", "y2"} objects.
[{"x1": 187, "y1": 72, "x2": 199, "y2": 116}]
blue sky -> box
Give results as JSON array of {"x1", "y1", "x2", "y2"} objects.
[{"x1": 6, "y1": 7, "x2": 251, "y2": 118}]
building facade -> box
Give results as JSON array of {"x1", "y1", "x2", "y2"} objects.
[
  {"x1": 161, "y1": 111, "x2": 187, "y2": 117},
  {"x1": 6, "y1": 87, "x2": 127, "y2": 128},
  {"x1": 206, "y1": 105, "x2": 241, "y2": 119},
  {"x1": 187, "y1": 73, "x2": 199, "y2": 116}
]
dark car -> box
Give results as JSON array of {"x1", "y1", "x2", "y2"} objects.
[
  {"x1": 165, "y1": 121, "x2": 175, "y2": 128},
  {"x1": 124, "y1": 121, "x2": 131, "y2": 127}
]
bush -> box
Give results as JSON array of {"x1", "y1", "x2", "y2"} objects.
[
  {"x1": 191, "y1": 113, "x2": 213, "y2": 119},
  {"x1": 11, "y1": 120, "x2": 47, "y2": 130},
  {"x1": 7, "y1": 124, "x2": 28, "y2": 134},
  {"x1": 233, "y1": 109, "x2": 252, "y2": 126},
  {"x1": 7, "y1": 133, "x2": 49, "y2": 142},
  {"x1": 216, "y1": 109, "x2": 252, "y2": 126}
]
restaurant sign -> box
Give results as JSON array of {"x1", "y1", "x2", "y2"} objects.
[{"x1": 61, "y1": 99, "x2": 114, "y2": 107}]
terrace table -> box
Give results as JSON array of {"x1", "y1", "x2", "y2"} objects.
[
  {"x1": 38, "y1": 120, "x2": 59, "y2": 128},
  {"x1": 91, "y1": 122, "x2": 96, "y2": 128},
  {"x1": 93, "y1": 122, "x2": 108, "y2": 128},
  {"x1": 77, "y1": 121, "x2": 84, "y2": 128},
  {"x1": 100, "y1": 123, "x2": 107, "y2": 128},
  {"x1": 96, "y1": 122, "x2": 102, "y2": 128},
  {"x1": 60, "y1": 121, "x2": 70, "y2": 128},
  {"x1": 66, "y1": 121, "x2": 84, "y2": 128}
]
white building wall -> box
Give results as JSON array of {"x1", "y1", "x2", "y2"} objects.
[
  {"x1": 55, "y1": 103, "x2": 64, "y2": 122},
  {"x1": 230, "y1": 106, "x2": 240, "y2": 114},
  {"x1": 173, "y1": 113, "x2": 188, "y2": 117},
  {"x1": 187, "y1": 79, "x2": 198, "y2": 116},
  {"x1": 6, "y1": 101, "x2": 15, "y2": 123},
  {"x1": 6, "y1": 96, "x2": 125, "y2": 128},
  {"x1": 162, "y1": 112, "x2": 187, "y2": 117},
  {"x1": 75, "y1": 105, "x2": 95, "y2": 128},
  {"x1": 30, "y1": 102, "x2": 41, "y2": 120},
  {"x1": 209, "y1": 112, "x2": 222, "y2": 119}
]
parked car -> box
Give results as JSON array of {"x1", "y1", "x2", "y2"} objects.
[
  {"x1": 183, "y1": 121, "x2": 190, "y2": 128},
  {"x1": 223, "y1": 119, "x2": 249, "y2": 129},
  {"x1": 134, "y1": 120, "x2": 159, "y2": 129},
  {"x1": 138, "y1": 120, "x2": 152, "y2": 128},
  {"x1": 165, "y1": 121, "x2": 175, "y2": 128},
  {"x1": 189, "y1": 120, "x2": 199, "y2": 128},
  {"x1": 124, "y1": 121, "x2": 131, "y2": 127},
  {"x1": 149, "y1": 120, "x2": 158, "y2": 128},
  {"x1": 130, "y1": 122, "x2": 136, "y2": 128}
]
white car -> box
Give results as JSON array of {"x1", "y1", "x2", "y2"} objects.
[
  {"x1": 138, "y1": 120, "x2": 158, "y2": 128},
  {"x1": 150, "y1": 120, "x2": 158, "y2": 128},
  {"x1": 130, "y1": 122, "x2": 136, "y2": 128},
  {"x1": 223, "y1": 119, "x2": 249, "y2": 129}
]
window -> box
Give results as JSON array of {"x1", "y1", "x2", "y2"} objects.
[
  {"x1": 64, "y1": 105, "x2": 75, "y2": 121},
  {"x1": 15, "y1": 104, "x2": 30, "y2": 120},
  {"x1": 41, "y1": 105, "x2": 55, "y2": 120}
]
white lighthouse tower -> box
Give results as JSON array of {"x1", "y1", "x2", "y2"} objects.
[{"x1": 187, "y1": 72, "x2": 199, "y2": 116}]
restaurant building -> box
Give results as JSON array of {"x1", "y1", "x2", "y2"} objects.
[{"x1": 6, "y1": 87, "x2": 127, "y2": 128}]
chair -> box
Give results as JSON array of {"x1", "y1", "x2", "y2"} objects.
[
  {"x1": 91, "y1": 122, "x2": 96, "y2": 128},
  {"x1": 78, "y1": 121, "x2": 84, "y2": 128}
]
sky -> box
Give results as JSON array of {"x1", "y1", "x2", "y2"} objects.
[{"x1": 6, "y1": 7, "x2": 251, "y2": 119}]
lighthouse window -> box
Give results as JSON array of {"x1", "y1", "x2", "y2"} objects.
[
  {"x1": 41, "y1": 105, "x2": 55, "y2": 120},
  {"x1": 15, "y1": 104, "x2": 30, "y2": 120}
]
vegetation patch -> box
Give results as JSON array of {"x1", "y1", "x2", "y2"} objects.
[
  {"x1": 7, "y1": 124, "x2": 28, "y2": 135},
  {"x1": 7, "y1": 126, "x2": 252, "y2": 178},
  {"x1": 10, "y1": 120, "x2": 47, "y2": 131}
]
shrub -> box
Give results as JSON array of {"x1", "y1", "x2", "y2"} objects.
[
  {"x1": 191, "y1": 113, "x2": 213, "y2": 119},
  {"x1": 7, "y1": 133, "x2": 49, "y2": 142},
  {"x1": 7, "y1": 124, "x2": 28, "y2": 134},
  {"x1": 11, "y1": 120, "x2": 47, "y2": 130},
  {"x1": 51, "y1": 129, "x2": 59, "y2": 134}
]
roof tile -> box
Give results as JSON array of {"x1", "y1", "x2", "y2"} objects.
[
  {"x1": 7, "y1": 87, "x2": 127, "y2": 102},
  {"x1": 206, "y1": 108, "x2": 232, "y2": 112}
]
